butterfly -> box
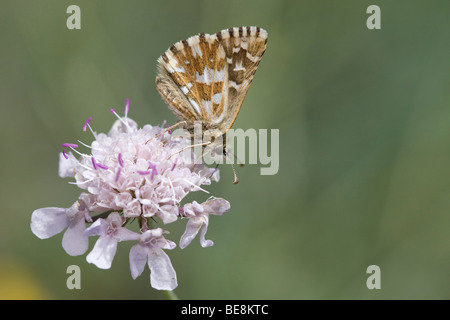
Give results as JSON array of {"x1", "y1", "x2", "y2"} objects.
[{"x1": 155, "y1": 26, "x2": 268, "y2": 183}]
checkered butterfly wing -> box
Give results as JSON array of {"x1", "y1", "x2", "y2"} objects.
[{"x1": 155, "y1": 26, "x2": 268, "y2": 133}]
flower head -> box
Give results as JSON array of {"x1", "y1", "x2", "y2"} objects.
[{"x1": 30, "y1": 100, "x2": 231, "y2": 291}]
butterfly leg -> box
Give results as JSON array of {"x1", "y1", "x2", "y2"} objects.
[
  {"x1": 167, "y1": 141, "x2": 212, "y2": 160},
  {"x1": 146, "y1": 120, "x2": 188, "y2": 144},
  {"x1": 223, "y1": 146, "x2": 245, "y2": 168}
]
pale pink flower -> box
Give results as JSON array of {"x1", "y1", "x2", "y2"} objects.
[
  {"x1": 31, "y1": 198, "x2": 92, "y2": 256},
  {"x1": 179, "y1": 198, "x2": 231, "y2": 249},
  {"x1": 85, "y1": 212, "x2": 139, "y2": 269},
  {"x1": 129, "y1": 228, "x2": 177, "y2": 290},
  {"x1": 30, "y1": 99, "x2": 230, "y2": 291}
]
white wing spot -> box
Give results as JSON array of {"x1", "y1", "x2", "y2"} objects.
[
  {"x1": 221, "y1": 30, "x2": 230, "y2": 39},
  {"x1": 202, "y1": 99, "x2": 212, "y2": 116},
  {"x1": 165, "y1": 64, "x2": 175, "y2": 73},
  {"x1": 188, "y1": 39, "x2": 203, "y2": 58},
  {"x1": 233, "y1": 61, "x2": 246, "y2": 72},
  {"x1": 213, "y1": 93, "x2": 222, "y2": 104},
  {"x1": 196, "y1": 71, "x2": 208, "y2": 84},
  {"x1": 229, "y1": 80, "x2": 241, "y2": 90},
  {"x1": 174, "y1": 42, "x2": 184, "y2": 51},
  {"x1": 196, "y1": 66, "x2": 215, "y2": 84},
  {"x1": 214, "y1": 68, "x2": 225, "y2": 82},
  {"x1": 246, "y1": 52, "x2": 260, "y2": 63},
  {"x1": 173, "y1": 65, "x2": 185, "y2": 73}
]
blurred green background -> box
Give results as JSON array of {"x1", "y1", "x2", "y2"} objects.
[{"x1": 1, "y1": 0, "x2": 449, "y2": 299}]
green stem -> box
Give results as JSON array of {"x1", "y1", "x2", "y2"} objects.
[
  {"x1": 90, "y1": 210, "x2": 115, "y2": 222},
  {"x1": 162, "y1": 290, "x2": 179, "y2": 300}
]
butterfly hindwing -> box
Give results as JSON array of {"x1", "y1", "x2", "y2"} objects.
[{"x1": 215, "y1": 26, "x2": 268, "y2": 131}]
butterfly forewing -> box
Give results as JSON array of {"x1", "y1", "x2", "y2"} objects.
[{"x1": 156, "y1": 26, "x2": 267, "y2": 133}]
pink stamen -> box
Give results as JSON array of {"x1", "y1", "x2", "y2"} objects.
[
  {"x1": 97, "y1": 163, "x2": 109, "y2": 170},
  {"x1": 124, "y1": 98, "x2": 130, "y2": 116},
  {"x1": 118, "y1": 153, "x2": 124, "y2": 167},
  {"x1": 166, "y1": 125, "x2": 172, "y2": 135},
  {"x1": 149, "y1": 162, "x2": 158, "y2": 180},
  {"x1": 137, "y1": 170, "x2": 150, "y2": 175},
  {"x1": 91, "y1": 156, "x2": 98, "y2": 170},
  {"x1": 62, "y1": 149, "x2": 69, "y2": 159},
  {"x1": 83, "y1": 117, "x2": 92, "y2": 132},
  {"x1": 171, "y1": 158, "x2": 178, "y2": 171},
  {"x1": 115, "y1": 167, "x2": 122, "y2": 182},
  {"x1": 62, "y1": 143, "x2": 78, "y2": 149},
  {"x1": 109, "y1": 106, "x2": 130, "y2": 130}
]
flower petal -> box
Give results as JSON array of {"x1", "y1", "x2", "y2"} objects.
[
  {"x1": 116, "y1": 227, "x2": 140, "y2": 242},
  {"x1": 58, "y1": 152, "x2": 75, "y2": 178},
  {"x1": 123, "y1": 199, "x2": 141, "y2": 218},
  {"x1": 199, "y1": 215, "x2": 214, "y2": 248},
  {"x1": 129, "y1": 244, "x2": 148, "y2": 279},
  {"x1": 161, "y1": 239, "x2": 177, "y2": 251},
  {"x1": 179, "y1": 218, "x2": 202, "y2": 249},
  {"x1": 31, "y1": 207, "x2": 69, "y2": 239},
  {"x1": 86, "y1": 236, "x2": 118, "y2": 269},
  {"x1": 202, "y1": 198, "x2": 230, "y2": 216},
  {"x1": 62, "y1": 216, "x2": 89, "y2": 256},
  {"x1": 84, "y1": 218, "x2": 104, "y2": 237},
  {"x1": 157, "y1": 205, "x2": 178, "y2": 224},
  {"x1": 191, "y1": 201, "x2": 204, "y2": 213},
  {"x1": 147, "y1": 248, "x2": 178, "y2": 290}
]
